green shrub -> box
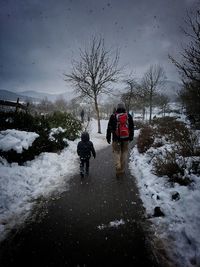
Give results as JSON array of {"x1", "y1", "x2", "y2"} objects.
[
  {"x1": 46, "y1": 111, "x2": 82, "y2": 141},
  {"x1": 0, "y1": 111, "x2": 50, "y2": 133}
]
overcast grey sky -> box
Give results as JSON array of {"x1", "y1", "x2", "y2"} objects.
[{"x1": 0, "y1": 0, "x2": 199, "y2": 94}]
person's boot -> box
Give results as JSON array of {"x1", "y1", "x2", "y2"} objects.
[
  {"x1": 85, "y1": 168, "x2": 89, "y2": 177},
  {"x1": 116, "y1": 168, "x2": 121, "y2": 179},
  {"x1": 116, "y1": 168, "x2": 124, "y2": 178},
  {"x1": 116, "y1": 172, "x2": 120, "y2": 179}
]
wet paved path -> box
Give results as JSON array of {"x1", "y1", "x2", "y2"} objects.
[{"x1": 0, "y1": 145, "x2": 158, "y2": 267}]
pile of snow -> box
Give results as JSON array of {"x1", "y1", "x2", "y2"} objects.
[
  {"x1": 97, "y1": 219, "x2": 125, "y2": 230},
  {"x1": 49, "y1": 127, "x2": 66, "y2": 141},
  {"x1": 0, "y1": 141, "x2": 79, "y2": 241},
  {"x1": 0, "y1": 129, "x2": 39, "y2": 153}
]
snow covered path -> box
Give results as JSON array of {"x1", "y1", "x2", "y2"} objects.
[{"x1": 0, "y1": 145, "x2": 157, "y2": 267}]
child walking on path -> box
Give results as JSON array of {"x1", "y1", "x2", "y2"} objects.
[{"x1": 77, "y1": 131, "x2": 96, "y2": 178}]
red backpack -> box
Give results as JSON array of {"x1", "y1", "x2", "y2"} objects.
[{"x1": 115, "y1": 113, "x2": 129, "y2": 139}]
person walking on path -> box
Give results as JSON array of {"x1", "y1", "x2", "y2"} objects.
[
  {"x1": 80, "y1": 109, "x2": 85, "y2": 123},
  {"x1": 106, "y1": 103, "x2": 134, "y2": 178},
  {"x1": 77, "y1": 131, "x2": 96, "y2": 178}
]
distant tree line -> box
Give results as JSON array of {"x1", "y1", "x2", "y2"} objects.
[{"x1": 121, "y1": 65, "x2": 168, "y2": 123}]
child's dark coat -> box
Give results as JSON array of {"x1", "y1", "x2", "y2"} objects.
[
  {"x1": 77, "y1": 132, "x2": 96, "y2": 159},
  {"x1": 77, "y1": 132, "x2": 96, "y2": 177}
]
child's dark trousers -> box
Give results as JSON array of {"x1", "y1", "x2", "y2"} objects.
[{"x1": 80, "y1": 158, "x2": 90, "y2": 176}]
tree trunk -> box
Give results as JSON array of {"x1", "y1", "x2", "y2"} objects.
[
  {"x1": 127, "y1": 94, "x2": 131, "y2": 114},
  {"x1": 94, "y1": 98, "x2": 101, "y2": 134},
  {"x1": 149, "y1": 92, "x2": 153, "y2": 124},
  {"x1": 142, "y1": 107, "x2": 145, "y2": 121}
]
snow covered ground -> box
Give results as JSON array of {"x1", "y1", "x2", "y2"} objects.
[
  {"x1": 129, "y1": 122, "x2": 200, "y2": 267},
  {"x1": 130, "y1": 147, "x2": 200, "y2": 267},
  {"x1": 0, "y1": 119, "x2": 109, "y2": 242},
  {"x1": 0, "y1": 115, "x2": 200, "y2": 267}
]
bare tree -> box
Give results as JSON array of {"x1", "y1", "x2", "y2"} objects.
[
  {"x1": 154, "y1": 93, "x2": 170, "y2": 117},
  {"x1": 37, "y1": 97, "x2": 55, "y2": 115},
  {"x1": 54, "y1": 97, "x2": 68, "y2": 112},
  {"x1": 121, "y1": 78, "x2": 150, "y2": 120},
  {"x1": 135, "y1": 83, "x2": 150, "y2": 120},
  {"x1": 67, "y1": 96, "x2": 84, "y2": 117},
  {"x1": 169, "y1": 9, "x2": 200, "y2": 83},
  {"x1": 169, "y1": 8, "x2": 200, "y2": 127},
  {"x1": 121, "y1": 78, "x2": 139, "y2": 113},
  {"x1": 141, "y1": 65, "x2": 166, "y2": 123},
  {"x1": 64, "y1": 37, "x2": 120, "y2": 133}
]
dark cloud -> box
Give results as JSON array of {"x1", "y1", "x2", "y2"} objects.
[{"x1": 0, "y1": 0, "x2": 199, "y2": 93}]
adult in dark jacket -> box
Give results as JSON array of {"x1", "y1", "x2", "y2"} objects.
[
  {"x1": 106, "y1": 103, "x2": 134, "y2": 177},
  {"x1": 77, "y1": 131, "x2": 96, "y2": 178}
]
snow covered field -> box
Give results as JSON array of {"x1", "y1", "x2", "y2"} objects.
[{"x1": 0, "y1": 116, "x2": 200, "y2": 267}]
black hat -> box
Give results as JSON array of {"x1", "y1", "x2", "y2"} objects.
[
  {"x1": 117, "y1": 103, "x2": 125, "y2": 110},
  {"x1": 116, "y1": 103, "x2": 126, "y2": 112},
  {"x1": 81, "y1": 131, "x2": 90, "y2": 142}
]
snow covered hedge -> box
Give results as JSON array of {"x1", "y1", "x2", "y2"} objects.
[{"x1": 0, "y1": 111, "x2": 82, "y2": 164}]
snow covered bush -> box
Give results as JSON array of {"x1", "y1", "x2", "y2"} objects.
[
  {"x1": 0, "y1": 111, "x2": 48, "y2": 133},
  {"x1": 134, "y1": 120, "x2": 146, "y2": 130},
  {"x1": 153, "y1": 116, "x2": 186, "y2": 140},
  {"x1": 0, "y1": 111, "x2": 31, "y2": 131},
  {"x1": 0, "y1": 111, "x2": 82, "y2": 164},
  {"x1": 153, "y1": 117, "x2": 200, "y2": 157},
  {"x1": 137, "y1": 117, "x2": 200, "y2": 185},
  {"x1": 46, "y1": 111, "x2": 82, "y2": 141},
  {"x1": 137, "y1": 124, "x2": 154, "y2": 153},
  {"x1": 152, "y1": 149, "x2": 191, "y2": 186}
]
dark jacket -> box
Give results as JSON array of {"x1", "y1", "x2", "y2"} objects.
[
  {"x1": 77, "y1": 132, "x2": 96, "y2": 160},
  {"x1": 106, "y1": 108, "x2": 134, "y2": 143}
]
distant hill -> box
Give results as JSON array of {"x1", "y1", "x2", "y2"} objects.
[
  {"x1": 19, "y1": 91, "x2": 58, "y2": 102},
  {"x1": 0, "y1": 81, "x2": 182, "y2": 104},
  {"x1": 0, "y1": 89, "x2": 75, "y2": 103},
  {"x1": 0, "y1": 90, "x2": 39, "y2": 102},
  {"x1": 19, "y1": 90, "x2": 75, "y2": 102}
]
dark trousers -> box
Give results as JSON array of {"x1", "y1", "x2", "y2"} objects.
[{"x1": 80, "y1": 158, "x2": 90, "y2": 175}]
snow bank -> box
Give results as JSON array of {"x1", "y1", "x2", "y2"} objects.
[
  {"x1": 129, "y1": 128, "x2": 200, "y2": 267},
  {"x1": 0, "y1": 129, "x2": 39, "y2": 153}
]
